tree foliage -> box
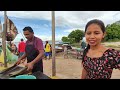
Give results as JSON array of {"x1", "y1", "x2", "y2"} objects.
[
  {"x1": 62, "y1": 29, "x2": 84, "y2": 44},
  {"x1": 62, "y1": 36, "x2": 69, "y2": 42},
  {"x1": 62, "y1": 36, "x2": 75, "y2": 44},
  {"x1": 105, "y1": 23, "x2": 120, "y2": 41},
  {"x1": 68, "y1": 29, "x2": 84, "y2": 43}
]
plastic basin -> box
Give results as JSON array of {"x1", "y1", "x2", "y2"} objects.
[{"x1": 10, "y1": 75, "x2": 36, "y2": 79}]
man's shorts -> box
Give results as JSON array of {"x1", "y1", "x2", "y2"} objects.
[{"x1": 45, "y1": 52, "x2": 50, "y2": 56}]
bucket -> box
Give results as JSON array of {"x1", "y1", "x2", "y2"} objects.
[{"x1": 10, "y1": 75, "x2": 36, "y2": 79}]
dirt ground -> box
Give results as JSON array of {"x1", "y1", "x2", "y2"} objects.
[
  {"x1": 43, "y1": 52, "x2": 82, "y2": 79},
  {"x1": 43, "y1": 52, "x2": 120, "y2": 79}
]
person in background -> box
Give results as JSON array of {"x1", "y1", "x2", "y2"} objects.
[
  {"x1": 81, "y1": 19, "x2": 120, "y2": 79},
  {"x1": 63, "y1": 45, "x2": 68, "y2": 59},
  {"x1": 15, "y1": 26, "x2": 44, "y2": 73},
  {"x1": 81, "y1": 39, "x2": 86, "y2": 50},
  {"x1": 49, "y1": 44, "x2": 52, "y2": 58},
  {"x1": 11, "y1": 42, "x2": 18, "y2": 55},
  {"x1": 44, "y1": 41, "x2": 51, "y2": 60},
  {"x1": 18, "y1": 38, "x2": 26, "y2": 58},
  {"x1": 80, "y1": 39, "x2": 87, "y2": 57}
]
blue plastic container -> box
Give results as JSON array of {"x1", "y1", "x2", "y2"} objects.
[{"x1": 10, "y1": 75, "x2": 36, "y2": 79}]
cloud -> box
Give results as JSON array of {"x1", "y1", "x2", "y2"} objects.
[
  {"x1": 1, "y1": 11, "x2": 120, "y2": 28},
  {"x1": 0, "y1": 11, "x2": 51, "y2": 20},
  {"x1": 35, "y1": 34, "x2": 65, "y2": 41},
  {"x1": 55, "y1": 11, "x2": 120, "y2": 28},
  {"x1": 43, "y1": 24, "x2": 49, "y2": 28},
  {"x1": 64, "y1": 28, "x2": 85, "y2": 33},
  {"x1": 35, "y1": 35, "x2": 52, "y2": 41}
]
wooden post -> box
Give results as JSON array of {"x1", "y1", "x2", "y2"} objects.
[
  {"x1": 52, "y1": 11, "x2": 56, "y2": 76},
  {"x1": 2, "y1": 11, "x2": 7, "y2": 67}
]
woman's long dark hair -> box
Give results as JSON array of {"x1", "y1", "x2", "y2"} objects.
[{"x1": 82, "y1": 19, "x2": 106, "y2": 61}]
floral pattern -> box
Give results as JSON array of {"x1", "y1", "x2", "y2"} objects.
[{"x1": 82, "y1": 48, "x2": 120, "y2": 79}]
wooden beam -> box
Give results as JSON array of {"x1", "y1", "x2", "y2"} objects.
[
  {"x1": 2, "y1": 11, "x2": 7, "y2": 67},
  {"x1": 52, "y1": 11, "x2": 56, "y2": 76}
]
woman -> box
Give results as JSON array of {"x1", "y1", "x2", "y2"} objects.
[
  {"x1": 81, "y1": 19, "x2": 120, "y2": 79},
  {"x1": 11, "y1": 43, "x2": 18, "y2": 55}
]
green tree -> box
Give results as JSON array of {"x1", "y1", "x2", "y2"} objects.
[
  {"x1": 62, "y1": 36, "x2": 69, "y2": 42},
  {"x1": 68, "y1": 38, "x2": 75, "y2": 44},
  {"x1": 61, "y1": 36, "x2": 75, "y2": 44},
  {"x1": 105, "y1": 23, "x2": 120, "y2": 41},
  {"x1": 68, "y1": 29, "x2": 84, "y2": 43}
]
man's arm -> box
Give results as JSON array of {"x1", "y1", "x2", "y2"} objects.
[
  {"x1": 19, "y1": 52, "x2": 27, "y2": 60},
  {"x1": 15, "y1": 53, "x2": 27, "y2": 65}
]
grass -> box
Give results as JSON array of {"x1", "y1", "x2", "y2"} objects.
[
  {"x1": 105, "y1": 45, "x2": 120, "y2": 48},
  {"x1": 71, "y1": 43, "x2": 81, "y2": 48}
]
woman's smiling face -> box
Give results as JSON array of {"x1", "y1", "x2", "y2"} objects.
[{"x1": 85, "y1": 23, "x2": 105, "y2": 46}]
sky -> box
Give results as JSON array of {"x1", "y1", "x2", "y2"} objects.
[{"x1": 0, "y1": 11, "x2": 120, "y2": 42}]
